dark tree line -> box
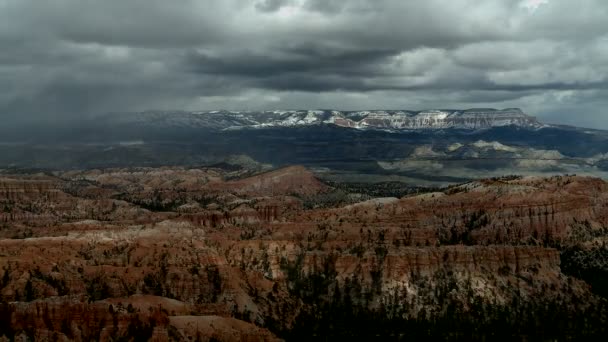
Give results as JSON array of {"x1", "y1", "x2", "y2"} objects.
[{"x1": 276, "y1": 253, "x2": 608, "y2": 340}]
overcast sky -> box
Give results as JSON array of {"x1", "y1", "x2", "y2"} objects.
[{"x1": 1, "y1": 0, "x2": 607, "y2": 127}]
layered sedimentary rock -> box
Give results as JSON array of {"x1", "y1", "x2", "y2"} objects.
[
  {"x1": 214, "y1": 165, "x2": 329, "y2": 197},
  {"x1": 0, "y1": 298, "x2": 279, "y2": 341},
  {"x1": 1, "y1": 167, "x2": 608, "y2": 339},
  {"x1": 0, "y1": 178, "x2": 60, "y2": 200},
  {"x1": 310, "y1": 175, "x2": 608, "y2": 247}
]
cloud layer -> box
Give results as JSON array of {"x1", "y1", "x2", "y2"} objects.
[{"x1": 0, "y1": 0, "x2": 607, "y2": 127}]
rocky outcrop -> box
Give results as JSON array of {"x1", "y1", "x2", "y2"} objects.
[
  {"x1": 169, "y1": 316, "x2": 279, "y2": 341},
  {"x1": 313, "y1": 175, "x2": 608, "y2": 246},
  {"x1": 0, "y1": 179, "x2": 60, "y2": 200},
  {"x1": 216, "y1": 165, "x2": 329, "y2": 197},
  {"x1": 0, "y1": 298, "x2": 279, "y2": 341}
]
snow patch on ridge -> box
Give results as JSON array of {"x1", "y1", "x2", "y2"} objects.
[{"x1": 116, "y1": 108, "x2": 542, "y2": 132}]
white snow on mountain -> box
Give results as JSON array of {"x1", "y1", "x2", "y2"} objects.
[{"x1": 107, "y1": 108, "x2": 543, "y2": 132}]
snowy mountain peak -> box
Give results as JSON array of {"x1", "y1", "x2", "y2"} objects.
[{"x1": 105, "y1": 108, "x2": 542, "y2": 131}]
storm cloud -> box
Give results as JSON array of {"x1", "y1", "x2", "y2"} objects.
[{"x1": 0, "y1": 0, "x2": 607, "y2": 127}]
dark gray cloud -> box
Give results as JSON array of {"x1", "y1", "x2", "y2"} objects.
[
  {"x1": 0, "y1": 0, "x2": 607, "y2": 127},
  {"x1": 255, "y1": 0, "x2": 292, "y2": 12}
]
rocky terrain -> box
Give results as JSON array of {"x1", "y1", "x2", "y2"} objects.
[{"x1": 1, "y1": 165, "x2": 608, "y2": 340}]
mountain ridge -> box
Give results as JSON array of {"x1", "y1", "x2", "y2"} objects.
[{"x1": 100, "y1": 108, "x2": 542, "y2": 132}]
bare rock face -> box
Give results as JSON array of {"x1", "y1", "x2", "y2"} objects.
[
  {"x1": 169, "y1": 316, "x2": 279, "y2": 342},
  {"x1": 0, "y1": 178, "x2": 60, "y2": 201},
  {"x1": 0, "y1": 178, "x2": 65, "y2": 226},
  {"x1": 315, "y1": 175, "x2": 608, "y2": 247},
  {"x1": 0, "y1": 298, "x2": 279, "y2": 341},
  {"x1": 1, "y1": 168, "x2": 608, "y2": 339},
  {"x1": 215, "y1": 165, "x2": 329, "y2": 197}
]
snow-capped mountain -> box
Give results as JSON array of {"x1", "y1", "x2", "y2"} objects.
[
  {"x1": 5, "y1": 107, "x2": 608, "y2": 179},
  {"x1": 103, "y1": 108, "x2": 542, "y2": 131}
]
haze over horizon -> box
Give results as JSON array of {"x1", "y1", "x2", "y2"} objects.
[{"x1": 1, "y1": 0, "x2": 607, "y2": 128}]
